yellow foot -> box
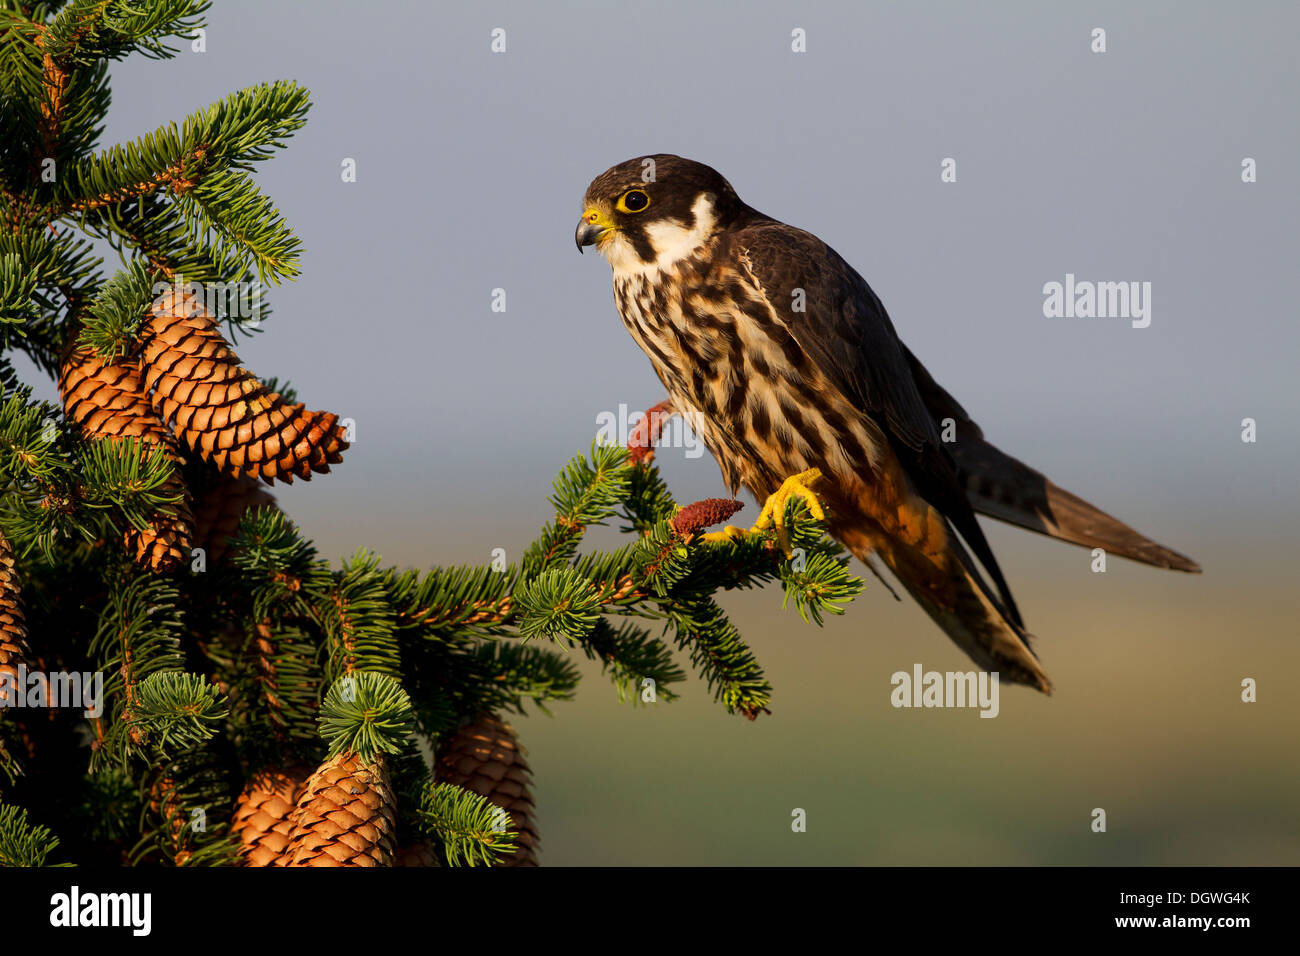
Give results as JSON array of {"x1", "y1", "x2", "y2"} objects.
[
  {"x1": 700, "y1": 525, "x2": 752, "y2": 545},
  {"x1": 700, "y1": 468, "x2": 825, "y2": 558}
]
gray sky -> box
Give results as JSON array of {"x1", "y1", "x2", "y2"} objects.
[{"x1": 54, "y1": 0, "x2": 1295, "y2": 571}]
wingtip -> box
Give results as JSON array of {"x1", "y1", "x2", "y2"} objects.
[
  {"x1": 1024, "y1": 661, "x2": 1054, "y2": 696},
  {"x1": 996, "y1": 666, "x2": 1054, "y2": 695},
  {"x1": 1153, "y1": 551, "x2": 1202, "y2": 574}
]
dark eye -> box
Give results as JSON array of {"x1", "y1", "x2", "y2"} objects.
[{"x1": 618, "y1": 189, "x2": 650, "y2": 213}]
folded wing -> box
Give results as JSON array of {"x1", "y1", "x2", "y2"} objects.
[{"x1": 902, "y1": 344, "x2": 1201, "y2": 573}]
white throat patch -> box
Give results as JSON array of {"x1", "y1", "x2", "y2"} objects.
[{"x1": 602, "y1": 193, "x2": 717, "y2": 276}]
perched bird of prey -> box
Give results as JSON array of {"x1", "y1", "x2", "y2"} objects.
[{"x1": 576, "y1": 155, "x2": 1199, "y2": 693}]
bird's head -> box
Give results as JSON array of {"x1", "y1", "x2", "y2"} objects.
[{"x1": 576, "y1": 154, "x2": 744, "y2": 271}]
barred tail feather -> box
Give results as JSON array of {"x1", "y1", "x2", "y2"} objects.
[
  {"x1": 956, "y1": 441, "x2": 1201, "y2": 573},
  {"x1": 902, "y1": 344, "x2": 1200, "y2": 573}
]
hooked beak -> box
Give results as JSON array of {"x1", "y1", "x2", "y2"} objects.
[{"x1": 575, "y1": 208, "x2": 613, "y2": 253}]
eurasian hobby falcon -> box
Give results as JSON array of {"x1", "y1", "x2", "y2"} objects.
[{"x1": 576, "y1": 154, "x2": 1199, "y2": 693}]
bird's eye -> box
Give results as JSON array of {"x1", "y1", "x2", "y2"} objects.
[{"x1": 617, "y1": 189, "x2": 650, "y2": 214}]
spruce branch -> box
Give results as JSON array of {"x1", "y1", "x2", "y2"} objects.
[
  {"x1": 779, "y1": 547, "x2": 862, "y2": 624},
  {"x1": 315, "y1": 551, "x2": 400, "y2": 681},
  {"x1": 131, "y1": 670, "x2": 227, "y2": 752},
  {"x1": 228, "y1": 506, "x2": 319, "y2": 621},
  {"x1": 0, "y1": 227, "x2": 100, "y2": 372},
  {"x1": 584, "y1": 617, "x2": 685, "y2": 705},
  {"x1": 0, "y1": 382, "x2": 61, "y2": 486},
  {"x1": 0, "y1": 801, "x2": 69, "y2": 866},
  {"x1": 132, "y1": 745, "x2": 238, "y2": 867},
  {"x1": 76, "y1": 258, "x2": 155, "y2": 359},
  {"x1": 177, "y1": 168, "x2": 300, "y2": 284},
  {"x1": 44, "y1": 0, "x2": 209, "y2": 66},
  {"x1": 666, "y1": 595, "x2": 773, "y2": 719},
  {"x1": 522, "y1": 439, "x2": 630, "y2": 573},
  {"x1": 377, "y1": 446, "x2": 858, "y2": 721},
  {"x1": 514, "y1": 565, "x2": 603, "y2": 644},
  {"x1": 417, "y1": 781, "x2": 517, "y2": 868},
  {"x1": 469, "y1": 639, "x2": 580, "y2": 712},
  {"x1": 619, "y1": 453, "x2": 678, "y2": 532},
  {"x1": 87, "y1": 566, "x2": 185, "y2": 764},
  {"x1": 80, "y1": 196, "x2": 276, "y2": 341},
  {"x1": 317, "y1": 671, "x2": 415, "y2": 762},
  {"x1": 59, "y1": 335, "x2": 195, "y2": 570},
  {"x1": 0, "y1": 387, "x2": 186, "y2": 561},
  {"x1": 387, "y1": 560, "x2": 517, "y2": 634},
  {"x1": 73, "y1": 764, "x2": 141, "y2": 850},
  {"x1": 52, "y1": 79, "x2": 310, "y2": 214},
  {"x1": 77, "y1": 432, "x2": 180, "y2": 522},
  {"x1": 0, "y1": 221, "x2": 101, "y2": 292},
  {"x1": 222, "y1": 619, "x2": 320, "y2": 757},
  {"x1": 0, "y1": 250, "x2": 38, "y2": 332}
]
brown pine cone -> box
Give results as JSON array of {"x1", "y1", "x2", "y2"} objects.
[
  {"x1": 281, "y1": 752, "x2": 396, "y2": 866},
  {"x1": 393, "y1": 843, "x2": 441, "y2": 867},
  {"x1": 192, "y1": 471, "x2": 278, "y2": 563},
  {"x1": 435, "y1": 712, "x2": 539, "y2": 867},
  {"x1": 233, "y1": 765, "x2": 311, "y2": 867},
  {"x1": 140, "y1": 291, "x2": 348, "y2": 485},
  {"x1": 0, "y1": 531, "x2": 30, "y2": 704},
  {"x1": 59, "y1": 347, "x2": 194, "y2": 571}
]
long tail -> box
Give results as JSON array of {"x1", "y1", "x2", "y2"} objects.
[
  {"x1": 837, "y1": 519, "x2": 1053, "y2": 695},
  {"x1": 902, "y1": 345, "x2": 1200, "y2": 573},
  {"x1": 953, "y1": 439, "x2": 1200, "y2": 572}
]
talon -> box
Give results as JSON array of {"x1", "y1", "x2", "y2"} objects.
[
  {"x1": 700, "y1": 525, "x2": 750, "y2": 545},
  {"x1": 698, "y1": 469, "x2": 827, "y2": 558},
  {"x1": 754, "y1": 468, "x2": 825, "y2": 557}
]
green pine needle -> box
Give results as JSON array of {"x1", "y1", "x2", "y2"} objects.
[
  {"x1": 317, "y1": 672, "x2": 416, "y2": 761},
  {"x1": 0, "y1": 252, "x2": 38, "y2": 333},
  {"x1": 584, "y1": 618, "x2": 685, "y2": 705},
  {"x1": 131, "y1": 672, "x2": 228, "y2": 751},
  {"x1": 77, "y1": 259, "x2": 157, "y2": 360},
  {"x1": 417, "y1": 782, "x2": 517, "y2": 868},
  {"x1": 0, "y1": 803, "x2": 70, "y2": 867},
  {"x1": 46, "y1": 0, "x2": 210, "y2": 65},
  {"x1": 514, "y1": 566, "x2": 603, "y2": 644}
]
